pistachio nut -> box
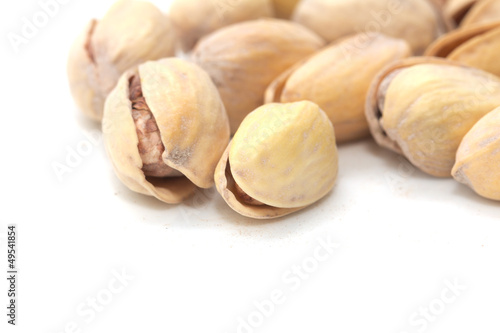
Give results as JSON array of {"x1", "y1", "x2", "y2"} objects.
[
  {"x1": 292, "y1": 0, "x2": 448, "y2": 55},
  {"x1": 170, "y1": 0, "x2": 274, "y2": 53},
  {"x1": 444, "y1": 0, "x2": 477, "y2": 24},
  {"x1": 425, "y1": 22, "x2": 500, "y2": 77},
  {"x1": 191, "y1": 19, "x2": 325, "y2": 134},
  {"x1": 365, "y1": 57, "x2": 500, "y2": 177},
  {"x1": 215, "y1": 101, "x2": 338, "y2": 219},
  {"x1": 67, "y1": 0, "x2": 176, "y2": 122},
  {"x1": 461, "y1": 0, "x2": 500, "y2": 27},
  {"x1": 452, "y1": 106, "x2": 500, "y2": 200},
  {"x1": 271, "y1": 0, "x2": 300, "y2": 18},
  {"x1": 266, "y1": 33, "x2": 411, "y2": 143},
  {"x1": 103, "y1": 58, "x2": 230, "y2": 203}
]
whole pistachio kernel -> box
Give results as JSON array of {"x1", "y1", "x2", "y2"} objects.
[{"x1": 214, "y1": 101, "x2": 338, "y2": 219}]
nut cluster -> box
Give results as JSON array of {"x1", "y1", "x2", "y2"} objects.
[{"x1": 67, "y1": 0, "x2": 500, "y2": 219}]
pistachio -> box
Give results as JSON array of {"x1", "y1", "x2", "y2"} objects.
[
  {"x1": 444, "y1": 0, "x2": 477, "y2": 24},
  {"x1": 292, "y1": 0, "x2": 448, "y2": 55},
  {"x1": 67, "y1": 0, "x2": 176, "y2": 122},
  {"x1": 266, "y1": 33, "x2": 411, "y2": 143},
  {"x1": 192, "y1": 19, "x2": 325, "y2": 134},
  {"x1": 365, "y1": 57, "x2": 500, "y2": 177},
  {"x1": 425, "y1": 22, "x2": 500, "y2": 77},
  {"x1": 103, "y1": 58, "x2": 230, "y2": 203},
  {"x1": 214, "y1": 101, "x2": 338, "y2": 219},
  {"x1": 452, "y1": 106, "x2": 500, "y2": 200},
  {"x1": 170, "y1": 0, "x2": 274, "y2": 53}
]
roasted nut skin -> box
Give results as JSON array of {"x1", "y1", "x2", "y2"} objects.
[
  {"x1": 103, "y1": 58, "x2": 230, "y2": 203},
  {"x1": 215, "y1": 101, "x2": 338, "y2": 219},
  {"x1": 67, "y1": 0, "x2": 176, "y2": 121},
  {"x1": 266, "y1": 33, "x2": 411, "y2": 143},
  {"x1": 293, "y1": 0, "x2": 447, "y2": 55},
  {"x1": 192, "y1": 19, "x2": 325, "y2": 134},
  {"x1": 170, "y1": 0, "x2": 274, "y2": 52},
  {"x1": 452, "y1": 106, "x2": 500, "y2": 200},
  {"x1": 366, "y1": 57, "x2": 500, "y2": 177}
]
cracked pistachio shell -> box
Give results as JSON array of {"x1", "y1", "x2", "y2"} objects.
[
  {"x1": 366, "y1": 57, "x2": 500, "y2": 177},
  {"x1": 215, "y1": 101, "x2": 338, "y2": 219},
  {"x1": 192, "y1": 19, "x2": 325, "y2": 134},
  {"x1": 265, "y1": 33, "x2": 411, "y2": 143},
  {"x1": 425, "y1": 22, "x2": 500, "y2": 77},
  {"x1": 170, "y1": 0, "x2": 274, "y2": 52},
  {"x1": 452, "y1": 106, "x2": 500, "y2": 200},
  {"x1": 103, "y1": 58, "x2": 230, "y2": 204},
  {"x1": 271, "y1": 0, "x2": 301, "y2": 18},
  {"x1": 67, "y1": 0, "x2": 176, "y2": 122},
  {"x1": 292, "y1": 0, "x2": 448, "y2": 55},
  {"x1": 461, "y1": 0, "x2": 500, "y2": 27}
]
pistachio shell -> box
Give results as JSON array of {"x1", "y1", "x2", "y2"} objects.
[
  {"x1": 461, "y1": 0, "x2": 500, "y2": 27},
  {"x1": 292, "y1": 0, "x2": 448, "y2": 55},
  {"x1": 425, "y1": 22, "x2": 500, "y2": 76},
  {"x1": 170, "y1": 0, "x2": 274, "y2": 52},
  {"x1": 192, "y1": 19, "x2": 325, "y2": 134},
  {"x1": 67, "y1": 0, "x2": 176, "y2": 121},
  {"x1": 366, "y1": 57, "x2": 500, "y2": 177},
  {"x1": 103, "y1": 58, "x2": 230, "y2": 203},
  {"x1": 266, "y1": 33, "x2": 411, "y2": 143},
  {"x1": 271, "y1": 0, "x2": 300, "y2": 18},
  {"x1": 452, "y1": 106, "x2": 500, "y2": 200},
  {"x1": 215, "y1": 101, "x2": 338, "y2": 219}
]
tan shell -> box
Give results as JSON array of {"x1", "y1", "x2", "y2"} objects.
[
  {"x1": 444, "y1": 0, "x2": 477, "y2": 24},
  {"x1": 191, "y1": 19, "x2": 325, "y2": 134},
  {"x1": 215, "y1": 101, "x2": 338, "y2": 219},
  {"x1": 170, "y1": 0, "x2": 274, "y2": 52},
  {"x1": 265, "y1": 33, "x2": 411, "y2": 143},
  {"x1": 461, "y1": 0, "x2": 500, "y2": 27},
  {"x1": 452, "y1": 106, "x2": 500, "y2": 200},
  {"x1": 103, "y1": 58, "x2": 230, "y2": 203},
  {"x1": 292, "y1": 0, "x2": 449, "y2": 55},
  {"x1": 425, "y1": 22, "x2": 500, "y2": 77},
  {"x1": 67, "y1": 0, "x2": 176, "y2": 121},
  {"x1": 271, "y1": 0, "x2": 300, "y2": 18},
  {"x1": 365, "y1": 57, "x2": 500, "y2": 177}
]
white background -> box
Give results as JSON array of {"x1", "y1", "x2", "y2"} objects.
[{"x1": 1, "y1": 1, "x2": 499, "y2": 333}]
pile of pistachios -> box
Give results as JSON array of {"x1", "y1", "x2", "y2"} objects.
[{"x1": 67, "y1": 0, "x2": 500, "y2": 219}]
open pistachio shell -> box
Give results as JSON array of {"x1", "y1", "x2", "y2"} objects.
[
  {"x1": 192, "y1": 19, "x2": 325, "y2": 134},
  {"x1": 170, "y1": 0, "x2": 274, "y2": 53},
  {"x1": 452, "y1": 106, "x2": 500, "y2": 200},
  {"x1": 366, "y1": 57, "x2": 500, "y2": 177},
  {"x1": 292, "y1": 0, "x2": 448, "y2": 55},
  {"x1": 215, "y1": 101, "x2": 338, "y2": 219},
  {"x1": 425, "y1": 22, "x2": 500, "y2": 76},
  {"x1": 103, "y1": 58, "x2": 230, "y2": 203},
  {"x1": 265, "y1": 33, "x2": 411, "y2": 143},
  {"x1": 461, "y1": 0, "x2": 500, "y2": 27},
  {"x1": 67, "y1": 0, "x2": 176, "y2": 121}
]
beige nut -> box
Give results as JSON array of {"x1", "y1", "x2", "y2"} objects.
[
  {"x1": 170, "y1": 0, "x2": 274, "y2": 53},
  {"x1": 266, "y1": 33, "x2": 411, "y2": 143},
  {"x1": 103, "y1": 58, "x2": 230, "y2": 204},
  {"x1": 425, "y1": 21, "x2": 500, "y2": 77},
  {"x1": 461, "y1": 0, "x2": 500, "y2": 27},
  {"x1": 444, "y1": 0, "x2": 477, "y2": 24},
  {"x1": 452, "y1": 106, "x2": 500, "y2": 200},
  {"x1": 365, "y1": 57, "x2": 500, "y2": 177},
  {"x1": 292, "y1": 0, "x2": 449, "y2": 55},
  {"x1": 192, "y1": 19, "x2": 325, "y2": 134},
  {"x1": 67, "y1": 0, "x2": 176, "y2": 122},
  {"x1": 215, "y1": 101, "x2": 338, "y2": 219}
]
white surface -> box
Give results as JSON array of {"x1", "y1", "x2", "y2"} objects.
[{"x1": 1, "y1": 1, "x2": 499, "y2": 333}]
